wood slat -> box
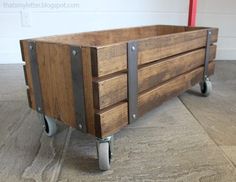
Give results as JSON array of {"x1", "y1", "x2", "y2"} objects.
[
  {"x1": 138, "y1": 46, "x2": 216, "y2": 92},
  {"x1": 36, "y1": 25, "x2": 196, "y2": 47},
  {"x1": 92, "y1": 43, "x2": 127, "y2": 77},
  {"x1": 81, "y1": 47, "x2": 95, "y2": 135},
  {"x1": 94, "y1": 45, "x2": 216, "y2": 110},
  {"x1": 20, "y1": 40, "x2": 36, "y2": 109},
  {"x1": 95, "y1": 102, "x2": 128, "y2": 138},
  {"x1": 95, "y1": 62, "x2": 215, "y2": 138},
  {"x1": 36, "y1": 42, "x2": 77, "y2": 128},
  {"x1": 138, "y1": 63, "x2": 215, "y2": 116},
  {"x1": 92, "y1": 28, "x2": 218, "y2": 77}
]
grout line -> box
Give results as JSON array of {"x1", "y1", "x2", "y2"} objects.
[
  {"x1": 178, "y1": 96, "x2": 236, "y2": 169},
  {"x1": 50, "y1": 127, "x2": 72, "y2": 182}
]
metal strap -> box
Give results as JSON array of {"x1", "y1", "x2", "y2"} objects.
[
  {"x1": 203, "y1": 29, "x2": 212, "y2": 80},
  {"x1": 127, "y1": 41, "x2": 138, "y2": 123},
  {"x1": 70, "y1": 46, "x2": 87, "y2": 132},
  {"x1": 28, "y1": 41, "x2": 44, "y2": 113}
]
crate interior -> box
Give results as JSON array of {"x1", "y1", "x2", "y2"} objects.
[{"x1": 35, "y1": 25, "x2": 203, "y2": 47}]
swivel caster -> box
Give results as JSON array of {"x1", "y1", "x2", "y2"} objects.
[
  {"x1": 38, "y1": 114, "x2": 57, "y2": 137},
  {"x1": 96, "y1": 136, "x2": 114, "y2": 171},
  {"x1": 200, "y1": 78, "x2": 212, "y2": 97}
]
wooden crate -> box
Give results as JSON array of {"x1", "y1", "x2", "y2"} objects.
[{"x1": 20, "y1": 25, "x2": 218, "y2": 138}]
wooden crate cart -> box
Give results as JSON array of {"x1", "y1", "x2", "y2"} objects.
[{"x1": 20, "y1": 25, "x2": 218, "y2": 170}]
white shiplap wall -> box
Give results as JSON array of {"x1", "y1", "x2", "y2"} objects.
[
  {"x1": 197, "y1": 0, "x2": 236, "y2": 60},
  {"x1": 1, "y1": 0, "x2": 235, "y2": 63}
]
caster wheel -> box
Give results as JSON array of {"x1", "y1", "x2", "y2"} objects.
[
  {"x1": 97, "y1": 142, "x2": 111, "y2": 171},
  {"x1": 200, "y1": 79, "x2": 212, "y2": 97},
  {"x1": 38, "y1": 114, "x2": 57, "y2": 137},
  {"x1": 96, "y1": 136, "x2": 113, "y2": 171}
]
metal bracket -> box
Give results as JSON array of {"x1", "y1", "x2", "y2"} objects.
[
  {"x1": 203, "y1": 29, "x2": 212, "y2": 81},
  {"x1": 127, "y1": 41, "x2": 138, "y2": 123},
  {"x1": 70, "y1": 46, "x2": 87, "y2": 132},
  {"x1": 28, "y1": 41, "x2": 44, "y2": 113}
]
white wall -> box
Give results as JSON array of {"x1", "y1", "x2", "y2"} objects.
[
  {"x1": 197, "y1": 0, "x2": 236, "y2": 60},
  {"x1": 2, "y1": 0, "x2": 235, "y2": 63},
  {"x1": 0, "y1": 0, "x2": 189, "y2": 64}
]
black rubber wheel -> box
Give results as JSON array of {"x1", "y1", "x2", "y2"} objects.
[{"x1": 200, "y1": 80, "x2": 212, "y2": 97}]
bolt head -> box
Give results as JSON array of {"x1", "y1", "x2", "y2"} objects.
[
  {"x1": 131, "y1": 46, "x2": 136, "y2": 51},
  {"x1": 79, "y1": 123, "x2": 83, "y2": 129},
  {"x1": 132, "y1": 114, "x2": 136, "y2": 119},
  {"x1": 72, "y1": 50, "x2": 77, "y2": 56},
  {"x1": 208, "y1": 31, "x2": 212, "y2": 35},
  {"x1": 29, "y1": 45, "x2": 33, "y2": 50}
]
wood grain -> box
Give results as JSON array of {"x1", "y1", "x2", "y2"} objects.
[
  {"x1": 81, "y1": 47, "x2": 95, "y2": 135},
  {"x1": 94, "y1": 46, "x2": 216, "y2": 110},
  {"x1": 36, "y1": 42, "x2": 77, "y2": 128},
  {"x1": 95, "y1": 102, "x2": 128, "y2": 138},
  {"x1": 20, "y1": 40, "x2": 36, "y2": 109},
  {"x1": 95, "y1": 62, "x2": 215, "y2": 138},
  {"x1": 35, "y1": 25, "x2": 194, "y2": 46},
  {"x1": 20, "y1": 25, "x2": 218, "y2": 138},
  {"x1": 92, "y1": 28, "x2": 218, "y2": 77},
  {"x1": 138, "y1": 62, "x2": 215, "y2": 116}
]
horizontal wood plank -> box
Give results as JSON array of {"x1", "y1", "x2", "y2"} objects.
[
  {"x1": 94, "y1": 46, "x2": 216, "y2": 109},
  {"x1": 95, "y1": 102, "x2": 128, "y2": 138},
  {"x1": 138, "y1": 62, "x2": 215, "y2": 116},
  {"x1": 95, "y1": 62, "x2": 215, "y2": 138},
  {"x1": 93, "y1": 28, "x2": 218, "y2": 77},
  {"x1": 36, "y1": 25, "x2": 198, "y2": 47}
]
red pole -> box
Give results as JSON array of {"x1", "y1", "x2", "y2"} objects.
[{"x1": 188, "y1": 0, "x2": 197, "y2": 26}]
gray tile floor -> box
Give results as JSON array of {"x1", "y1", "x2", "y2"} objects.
[{"x1": 0, "y1": 61, "x2": 235, "y2": 182}]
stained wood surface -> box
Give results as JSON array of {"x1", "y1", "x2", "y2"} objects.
[
  {"x1": 20, "y1": 25, "x2": 218, "y2": 138},
  {"x1": 35, "y1": 42, "x2": 77, "y2": 128},
  {"x1": 81, "y1": 47, "x2": 95, "y2": 135},
  {"x1": 95, "y1": 102, "x2": 128, "y2": 138},
  {"x1": 138, "y1": 63, "x2": 215, "y2": 116},
  {"x1": 94, "y1": 46, "x2": 216, "y2": 110},
  {"x1": 31, "y1": 25, "x2": 218, "y2": 77},
  {"x1": 93, "y1": 28, "x2": 218, "y2": 77},
  {"x1": 95, "y1": 62, "x2": 215, "y2": 138},
  {"x1": 21, "y1": 41, "x2": 96, "y2": 133},
  {"x1": 20, "y1": 40, "x2": 36, "y2": 109},
  {"x1": 35, "y1": 25, "x2": 202, "y2": 46}
]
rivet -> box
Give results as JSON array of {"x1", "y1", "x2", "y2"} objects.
[
  {"x1": 29, "y1": 45, "x2": 33, "y2": 50},
  {"x1": 72, "y1": 50, "x2": 77, "y2": 56},
  {"x1": 131, "y1": 46, "x2": 136, "y2": 51},
  {"x1": 132, "y1": 114, "x2": 136, "y2": 119},
  {"x1": 208, "y1": 31, "x2": 212, "y2": 35}
]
